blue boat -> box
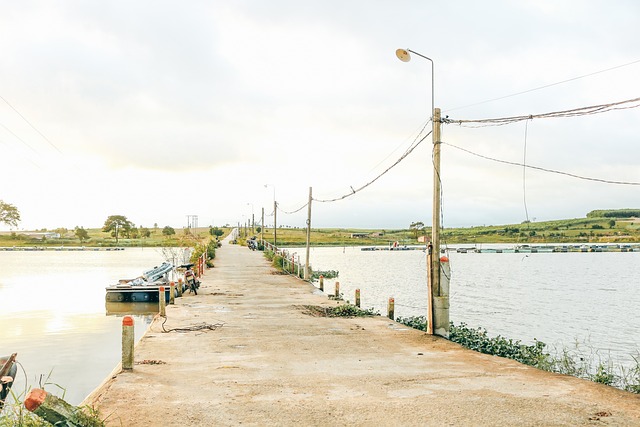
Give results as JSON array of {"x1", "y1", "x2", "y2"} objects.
[{"x1": 105, "y1": 262, "x2": 183, "y2": 303}]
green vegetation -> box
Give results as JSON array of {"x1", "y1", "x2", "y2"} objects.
[
  {"x1": 162, "y1": 226, "x2": 176, "y2": 236},
  {"x1": 2, "y1": 209, "x2": 639, "y2": 248},
  {"x1": 303, "y1": 304, "x2": 379, "y2": 317},
  {"x1": 101, "y1": 215, "x2": 134, "y2": 244},
  {"x1": 310, "y1": 270, "x2": 339, "y2": 281},
  {"x1": 395, "y1": 317, "x2": 640, "y2": 393},
  {"x1": 0, "y1": 227, "x2": 232, "y2": 248},
  {"x1": 0, "y1": 399, "x2": 105, "y2": 426},
  {"x1": 0, "y1": 200, "x2": 20, "y2": 227},
  {"x1": 260, "y1": 211, "x2": 640, "y2": 246},
  {"x1": 1, "y1": 372, "x2": 106, "y2": 426},
  {"x1": 209, "y1": 226, "x2": 224, "y2": 238},
  {"x1": 190, "y1": 238, "x2": 219, "y2": 269},
  {"x1": 587, "y1": 209, "x2": 640, "y2": 218},
  {"x1": 74, "y1": 226, "x2": 89, "y2": 243}
]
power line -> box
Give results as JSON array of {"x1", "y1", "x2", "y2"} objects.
[
  {"x1": 445, "y1": 142, "x2": 640, "y2": 186},
  {"x1": 314, "y1": 130, "x2": 432, "y2": 203},
  {"x1": 278, "y1": 202, "x2": 309, "y2": 215},
  {"x1": 0, "y1": 121, "x2": 38, "y2": 153},
  {"x1": 447, "y1": 96, "x2": 640, "y2": 127},
  {"x1": 445, "y1": 58, "x2": 640, "y2": 113},
  {"x1": 0, "y1": 94, "x2": 63, "y2": 154}
]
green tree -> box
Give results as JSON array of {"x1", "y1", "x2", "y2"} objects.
[
  {"x1": 74, "y1": 226, "x2": 89, "y2": 243},
  {"x1": 162, "y1": 226, "x2": 176, "y2": 236},
  {"x1": 102, "y1": 215, "x2": 134, "y2": 243},
  {"x1": 409, "y1": 221, "x2": 425, "y2": 239},
  {"x1": 608, "y1": 220, "x2": 616, "y2": 228},
  {"x1": 0, "y1": 200, "x2": 20, "y2": 227},
  {"x1": 139, "y1": 226, "x2": 151, "y2": 238},
  {"x1": 209, "y1": 226, "x2": 224, "y2": 238}
]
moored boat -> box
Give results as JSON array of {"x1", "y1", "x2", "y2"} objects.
[{"x1": 105, "y1": 262, "x2": 181, "y2": 303}]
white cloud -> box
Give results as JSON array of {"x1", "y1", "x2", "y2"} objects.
[{"x1": 1, "y1": 1, "x2": 639, "y2": 231}]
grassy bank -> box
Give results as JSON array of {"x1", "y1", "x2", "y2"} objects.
[
  {"x1": 0, "y1": 227, "x2": 232, "y2": 248},
  {"x1": 253, "y1": 215, "x2": 640, "y2": 247},
  {"x1": 3, "y1": 214, "x2": 640, "y2": 248}
]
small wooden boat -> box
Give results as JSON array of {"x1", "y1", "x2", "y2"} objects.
[{"x1": 1, "y1": 353, "x2": 17, "y2": 410}]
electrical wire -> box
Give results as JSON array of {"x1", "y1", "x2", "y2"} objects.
[
  {"x1": 445, "y1": 59, "x2": 640, "y2": 113},
  {"x1": 367, "y1": 119, "x2": 431, "y2": 174},
  {"x1": 314, "y1": 130, "x2": 432, "y2": 203},
  {"x1": 444, "y1": 142, "x2": 640, "y2": 186},
  {"x1": 0, "y1": 94, "x2": 63, "y2": 154},
  {"x1": 0, "y1": 121, "x2": 38, "y2": 153},
  {"x1": 278, "y1": 202, "x2": 309, "y2": 215},
  {"x1": 447, "y1": 96, "x2": 640, "y2": 127}
]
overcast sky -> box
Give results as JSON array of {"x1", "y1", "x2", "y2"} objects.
[{"x1": 1, "y1": 0, "x2": 639, "y2": 231}]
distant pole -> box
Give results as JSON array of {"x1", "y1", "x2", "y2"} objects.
[
  {"x1": 304, "y1": 187, "x2": 313, "y2": 280},
  {"x1": 261, "y1": 207, "x2": 265, "y2": 244},
  {"x1": 274, "y1": 200, "x2": 278, "y2": 247}
]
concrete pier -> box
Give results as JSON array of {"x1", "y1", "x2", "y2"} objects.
[{"x1": 86, "y1": 240, "x2": 640, "y2": 426}]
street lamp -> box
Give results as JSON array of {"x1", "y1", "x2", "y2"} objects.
[
  {"x1": 264, "y1": 184, "x2": 277, "y2": 247},
  {"x1": 246, "y1": 203, "x2": 254, "y2": 234},
  {"x1": 396, "y1": 48, "x2": 446, "y2": 337},
  {"x1": 395, "y1": 49, "x2": 434, "y2": 119}
]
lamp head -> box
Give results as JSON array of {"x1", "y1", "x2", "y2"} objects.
[{"x1": 396, "y1": 49, "x2": 411, "y2": 62}]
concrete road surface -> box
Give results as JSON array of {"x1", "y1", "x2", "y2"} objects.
[{"x1": 87, "y1": 240, "x2": 640, "y2": 426}]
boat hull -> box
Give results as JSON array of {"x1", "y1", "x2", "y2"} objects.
[{"x1": 105, "y1": 284, "x2": 185, "y2": 303}]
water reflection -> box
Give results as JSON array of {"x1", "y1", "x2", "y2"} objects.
[
  {"x1": 0, "y1": 248, "x2": 167, "y2": 405},
  {"x1": 105, "y1": 302, "x2": 159, "y2": 316}
]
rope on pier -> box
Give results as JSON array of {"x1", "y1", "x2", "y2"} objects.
[{"x1": 160, "y1": 317, "x2": 224, "y2": 333}]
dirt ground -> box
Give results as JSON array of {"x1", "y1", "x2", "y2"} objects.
[{"x1": 86, "y1": 240, "x2": 640, "y2": 426}]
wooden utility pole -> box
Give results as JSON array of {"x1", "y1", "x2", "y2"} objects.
[
  {"x1": 261, "y1": 207, "x2": 264, "y2": 243},
  {"x1": 431, "y1": 107, "x2": 449, "y2": 337},
  {"x1": 304, "y1": 187, "x2": 312, "y2": 280},
  {"x1": 432, "y1": 107, "x2": 442, "y2": 297}
]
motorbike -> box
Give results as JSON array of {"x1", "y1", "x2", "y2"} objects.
[{"x1": 179, "y1": 263, "x2": 200, "y2": 295}]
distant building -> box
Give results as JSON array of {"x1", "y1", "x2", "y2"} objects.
[
  {"x1": 417, "y1": 235, "x2": 429, "y2": 243},
  {"x1": 350, "y1": 233, "x2": 369, "y2": 238},
  {"x1": 23, "y1": 232, "x2": 61, "y2": 240}
]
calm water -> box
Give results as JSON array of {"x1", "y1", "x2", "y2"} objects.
[
  {"x1": 0, "y1": 248, "x2": 178, "y2": 405},
  {"x1": 3, "y1": 246, "x2": 639, "y2": 406},
  {"x1": 291, "y1": 245, "x2": 640, "y2": 367}
]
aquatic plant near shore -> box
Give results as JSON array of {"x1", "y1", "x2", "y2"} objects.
[
  {"x1": 395, "y1": 316, "x2": 640, "y2": 394},
  {"x1": 311, "y1": 270, "x2": 339, "y2": 281}
]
